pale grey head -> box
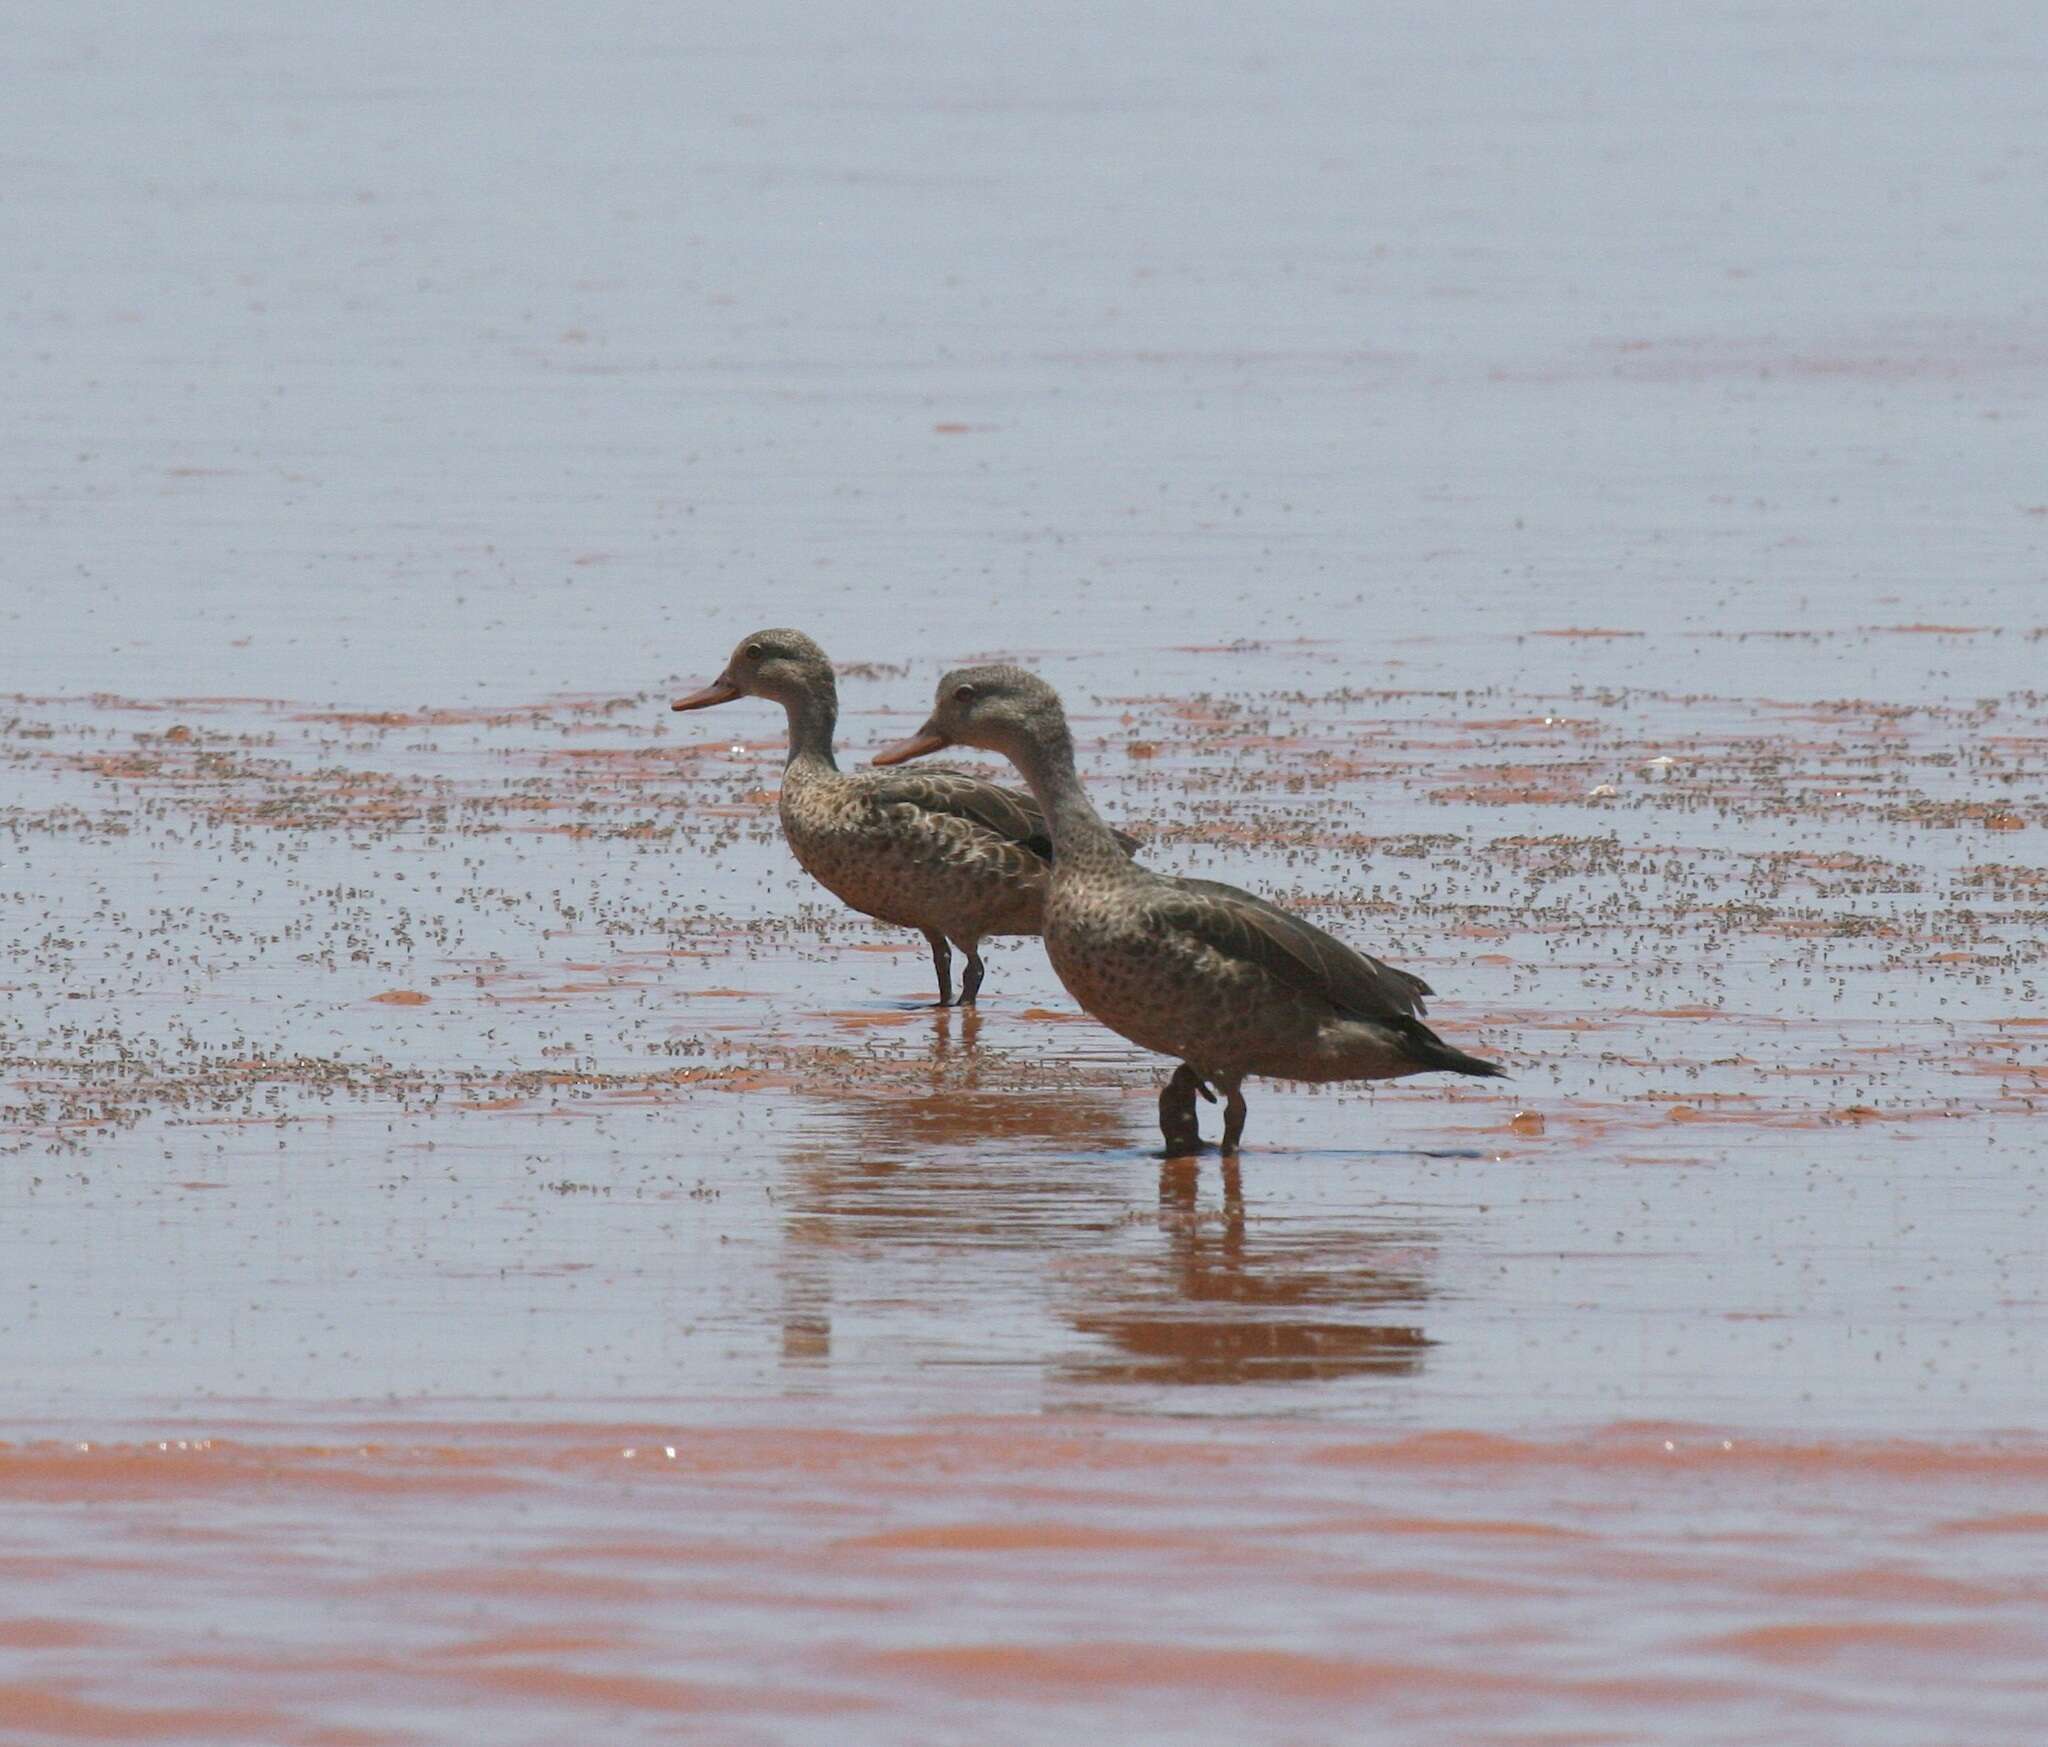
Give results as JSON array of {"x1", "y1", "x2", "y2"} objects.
[
  {"x1": 671, "y1": 627, "x2": 835, "y2": 715},
  {"x1": 871, "y1": 663, "x2": 1069, "y2": 768}
]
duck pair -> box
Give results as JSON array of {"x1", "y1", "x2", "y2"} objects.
[{"x1": 674, "y1": 629, "x2": 1502, "y2": 1156}]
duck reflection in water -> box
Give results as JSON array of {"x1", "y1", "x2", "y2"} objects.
[
  {"x1": 773, "y1": 1005, "x2": 1142, "y2": 1368},
  {"x1": 1055, "y1": 1158, "x2": 1434, "y2": 1388},
  {"x1": 789, "y1": 1006, "x2": 1142, "y2": 1168},
  {"x1": 772, "y1": 1009, "x2": 1435, "y2": 1391}
]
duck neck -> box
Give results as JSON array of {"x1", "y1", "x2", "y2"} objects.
[
  {"x1": 778, "y1": 680, "x2": 839, "y2": 771},
  {"x1": 1009, "y1": 721, "x2": 1126, "y2": 872}
]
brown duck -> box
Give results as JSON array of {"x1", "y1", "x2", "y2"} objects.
[
  {"x1": 672, "y1": 630, "x2": 1138, "y2": 1006},
  {"x1": 875, "y1": 664, "x2": 1504, "y2": 1151}
]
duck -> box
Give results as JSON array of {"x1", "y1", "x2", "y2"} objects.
[
  {"x1": 874, "y1": 664, "x2": 1504, "y2": 1152},
  {"x1": 671, "y1": 630, "x2": 1139, "y2": 1006}
]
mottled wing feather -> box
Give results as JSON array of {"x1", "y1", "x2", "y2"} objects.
[
  {"x1": 864, "y1": 767, "x2": 1044, "y2": 849},
  {"x1": 864, "y1": 767, "x2": 1140, "y2": 860},
  {"x1": 1157, "y1": 877, "x2": 1433, "y2": 1019}
]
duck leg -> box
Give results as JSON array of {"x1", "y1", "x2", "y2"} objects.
[
  {"x1": 1158, "y1": 1062, "x2": 1213, "y2": 1158},
  {"x1": 922, "y1": 929, "x2": 954, "y2": 1007},
  {"x1": 1219, "y1": 1077, "x2": 1249, "y2": 1154},
  {"x1": 957, "y1": 941, "x2": 987, "y2": 1006}
]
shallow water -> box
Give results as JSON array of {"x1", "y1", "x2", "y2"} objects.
[
  {"x1": 9, "y1": 1422, "x2": 2048, "y2": 1746},
  {"x1": 5, "y1": 1, "x2": 2047, "y2": 1742}
]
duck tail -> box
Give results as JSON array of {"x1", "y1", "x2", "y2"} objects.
[{"x1": 1394, "y1": 1015, "x2": 1507, "y2": 1079}]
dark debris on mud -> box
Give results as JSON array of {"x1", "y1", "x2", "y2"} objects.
[{"x1": 3, "y1": 672, "x2": 2044, "y2": 1156}]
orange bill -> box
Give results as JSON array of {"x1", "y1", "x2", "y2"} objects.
[
  {"x1": 871, "y1": 725, "x2": 951, "y2": 766},
  {"x1": 671, "y1": 678, "x2": 742, "y2": 711}
]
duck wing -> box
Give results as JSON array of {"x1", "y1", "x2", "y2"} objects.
[
  {"x1": 1152, "y1": 876, "x2": 1433, "y2": 1020},
  {"x1": 866, "y1": 767, "x2": 1140, "y2": 859}
]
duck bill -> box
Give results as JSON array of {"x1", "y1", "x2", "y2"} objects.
[
  {"x1": 871, "y1": 723, "x2": 951, "y2": 766},
  {"x1": 671, "y1": 677, "x2": 742, "y2": 712}
]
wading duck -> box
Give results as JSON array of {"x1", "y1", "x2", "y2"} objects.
[
  {"x1": 875, "y1": 665, "x2": 1503, "y2": 1151},
  {"x1": 672, "y1": 630, "x2": 1138, "y2": 1005}
]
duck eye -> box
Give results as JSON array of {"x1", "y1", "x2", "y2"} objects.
[
  {"x1": 745, "y1": 643, "x2": 764, "y2": 660},
  {"x1": 953, "y1": 684, "x2": 976, "y2": 704}
]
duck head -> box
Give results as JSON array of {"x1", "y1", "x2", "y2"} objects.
[
  {"x1": 672, "y1": 628, "x2": 834, "y2": 713},
  {"x1": 872, "y1": 663, "x2": 1067, "y2": 766}
]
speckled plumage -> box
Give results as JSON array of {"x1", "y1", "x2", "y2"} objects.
[
  {"x1": 778, "y1": 757, "x2": 1049, "y2": 958},
  {"x1": 875, "y1": 664, "x2": 1504, "y2": 1151},
  {"x1": 673, "y1": 630, "x2": 1135, "y2": 1005}
]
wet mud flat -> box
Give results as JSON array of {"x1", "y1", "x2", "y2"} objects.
[{"x1": 3, "y1": 650, "x2": 2045, "y2": 1743}]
